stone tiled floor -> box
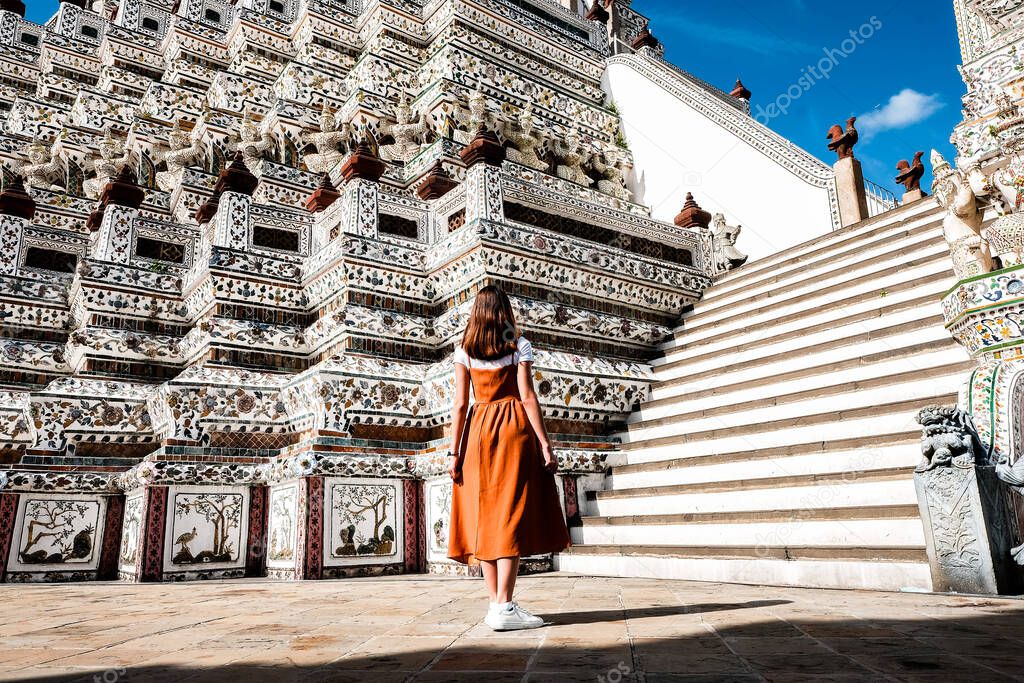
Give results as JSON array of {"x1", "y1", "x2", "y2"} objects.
[{"x1": 3, "y1": 573, "x2": 1024, "y2": 682}]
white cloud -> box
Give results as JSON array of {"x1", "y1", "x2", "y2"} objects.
[{"x1": 858, "y1": 89, "x2": 944, "y2": 140}]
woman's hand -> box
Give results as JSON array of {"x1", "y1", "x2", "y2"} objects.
[
  {"x1": 541, "y1": 442, "x2": 558, "y2": 474},
  {"x1": 447, "y1": 452, "x2": 463, "y2": 483}
]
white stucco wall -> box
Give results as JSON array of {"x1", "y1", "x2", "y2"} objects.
[{"x1": 605, "y1": 55, "x2": 839, "y2": 262}]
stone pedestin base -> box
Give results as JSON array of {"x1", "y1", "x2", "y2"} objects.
[
  {"x1": 834, "y1": 156, "x2": 869, "y2": 227},
  {"x1": 915, "y1": 465, "x2": 1024, "y2": 595},
  {"x1": 902, "y1": 189, "x2": 927, "y2": 204}
]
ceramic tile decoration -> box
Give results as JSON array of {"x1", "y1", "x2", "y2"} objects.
[
  {"x1": 323, "y1": 477, "x2": 403, "y2": 568},
  {"x1": 118, "y1": 491, "x2": 144, "y2": 576},
  {"x1": 6, "y1": 493, "x2": 107, "y2": 581},
  {"x1": 162, "y1": 486, "x2": 249, "y2": 578},
  {"x1": 424, "y1": 476, "x2": 452, "y2": 567},
  {"x1": 267, "y1": 482, "x2": 299, "y2": 569}
]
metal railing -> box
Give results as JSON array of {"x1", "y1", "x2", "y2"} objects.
[{"x1": 865, "y1": 178, "x2": 899, "y2": 218}]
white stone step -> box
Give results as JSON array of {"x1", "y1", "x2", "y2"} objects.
[
  {"x1": 680, "y1": 245, "x2": 949, "y2": 335},
  {"x1": 624, "y1": 372, "x2": 963, "y2": 444},
  {"x1": 667, "y1": 261, "x2": 952, "y2": 355},
  {"x1": 638, "y1": 347, "x2": 969, "y2": 423},
  {"x1": 571, "y1": 517, "x2": 925, "y2": 549},
  {"x1": 589, "y1": 474, "x2": 917, "y2": 518},
  {"x1": 569, "y1": 199, "x2": 952, "y2": 594},
  {"x1": 690, "y1": 220, "x2": 945, "y2": 322},
  {"x1": 655, "y1": 278, "x2": 949, "y2": 370},
  {"x1": 652, "y1": 338, "x2": 959, "y2": 406},
  {"x1": 554, "y1": 551, "x2": 932, "y2": 592},
  {"x1": 656, "y1": 272, "x2": 955, "y2": 366},
  {"x1": 621, "y1": 401, "x2": 953, "y2": 463},
  {"x1": 652, "y1": 303, "x2": 947, "y2": 381},
  {"x1": 710, "y1": 198, "x2": 941, "y2": 295},
  {"x1": 652, "y1": 323, "x2": 955, "y2": 396},
  {"x1": 609, "y1": 442, "x2": 921, "y2": 490}
]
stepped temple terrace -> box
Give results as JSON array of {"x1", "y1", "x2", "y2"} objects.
[{"x1": 3, "y1": 0, "x2": 1024, "y2": 679}]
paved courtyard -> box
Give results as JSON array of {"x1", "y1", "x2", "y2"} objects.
[{"x1": 2, "y1": 573, "x2": 1024, "y2": 682}]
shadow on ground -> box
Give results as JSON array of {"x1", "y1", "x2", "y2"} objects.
[
  {"x1": 545, "y1": 600, "x2": 793, "y2": 626},
  {"x1": 17, "y1": 605, "x2": 1024, "y2": 683}
]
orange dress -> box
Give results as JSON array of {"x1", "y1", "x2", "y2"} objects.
[{"x1": 447, "y1": 342, "x2": 571, "y2": 564}]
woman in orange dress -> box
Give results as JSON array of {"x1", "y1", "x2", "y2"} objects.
[{"x1": 447, "y1": 286, "x2": 571, "y2": 631}]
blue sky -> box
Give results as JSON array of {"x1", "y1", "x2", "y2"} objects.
[
  {"x1": 637, "y1": 0, "x2": 963, "y2": 196},
  {"x1": 28, "y1": 0, "x2": 963, "y2": 195}
]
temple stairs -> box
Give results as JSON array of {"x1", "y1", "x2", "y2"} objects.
[{"x1": 556, "y1": 197, "x2": 970, "y2": 591}]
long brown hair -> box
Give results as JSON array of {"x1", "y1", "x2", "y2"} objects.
[{"x1": 462, "y1": 286, "x2": 519, "y2": 361}]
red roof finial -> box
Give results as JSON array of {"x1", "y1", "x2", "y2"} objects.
[
  {"x1": 340, "y1": 140, "x2": 387, "y2": 183},
  {"x1": 0, "y1": 174, "x2": 35, "y2": 220},
  {"x1": 417, "y1": 160, "x2": 459, "y2": 200},
  {"x1": 674, "y1": 193, "x2": 712, "y2": 230},
  {"x1": 730, "y1": 78, "x2": 752, "y2": 101},
  {"x1": 631, "y1": 27, "x2": 659, "y2": 51},
  {"x1": 305, "y1": 173, "x2": 341, "y2": 213},
  {"x1": 585, "y1": 1, "x2": 609, "y2": 23}
]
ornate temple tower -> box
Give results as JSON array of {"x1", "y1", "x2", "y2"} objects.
[
  {"x1": 0, "y1": 0, "x2": 894, "y2": 585},
  {"x1": 0, "y1": 0, "x2": 722, "y2": 583},
  {"x1": 952, "y1": 0, "x2": 1024, "y2": 163}
]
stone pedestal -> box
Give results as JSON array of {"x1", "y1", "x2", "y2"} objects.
[
  {"x1": 915, "y1": 465, "x2": 1023, "y2": 594},
  {"x1": 902, "y1": 189, "x2": 926, "y2": 204},
  {"x1": 834, "y1": 157, "x2": 869, "y2": 227}
]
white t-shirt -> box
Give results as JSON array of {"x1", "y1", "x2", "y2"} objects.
[{"x1": 454, "y1": 336, "x2": 534, "y2": 369}]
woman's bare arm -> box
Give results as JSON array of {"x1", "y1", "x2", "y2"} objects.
[
  {"x1": 448, "y1": 362, "x2": 472, "y2": 481},
  {"x1": 517, "y1": 362, "x2": 557, "y2": 472}
]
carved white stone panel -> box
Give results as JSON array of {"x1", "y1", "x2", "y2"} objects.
[
  {"x1": 119, "y1": 491, "x2": 144, "y2": 573},
  {"x1": 267, "y1": 482, "x2": 299, "y2": 569},
  {"x1": 424, "y1": 476, "x2": 453, "y2": 565},
  {"x1": 8, "y1": 493, "x2": 107, "y2": 573},
  {"x1": 163, "y1": 485, "x2": 250, "y2": 574},
  {"x1": 323, "y1": 477, "x2": 403, "y2": 567}
]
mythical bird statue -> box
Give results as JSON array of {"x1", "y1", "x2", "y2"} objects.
[
  {"x1": 826, "y1": 116, "x2": 859, "y2": 160},
  {"x1": 895, "y1": 151, "x2": 925, "y2": 194}
]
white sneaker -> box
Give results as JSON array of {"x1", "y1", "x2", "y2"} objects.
[{"x1": 485, "y1": 602, "x2": 545, "y2": 631}]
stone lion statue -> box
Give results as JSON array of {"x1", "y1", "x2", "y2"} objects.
[{"x1": 915, "y1": 405, "x2": 984, "y2": 473}]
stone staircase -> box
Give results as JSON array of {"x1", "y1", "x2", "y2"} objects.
[{"x1": 555, "y1": 198, "x2": 973, "y2": 591}]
